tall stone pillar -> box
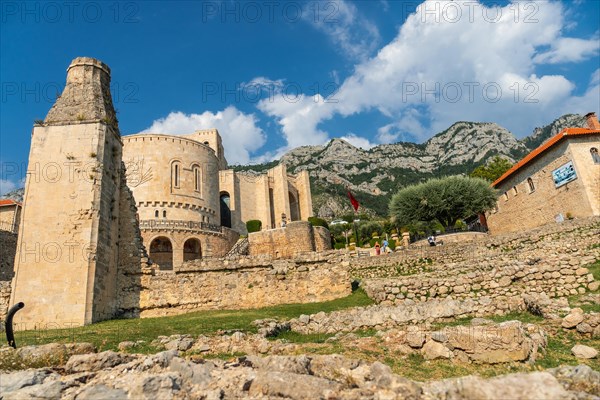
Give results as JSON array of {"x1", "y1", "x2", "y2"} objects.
[{"x1": 10, "y1": 57, "x2": 123, "y2": 328}]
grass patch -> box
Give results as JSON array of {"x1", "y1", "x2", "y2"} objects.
[
  {"x1": 487, "y1": 312, "x2": 545, "y2": 324},
  {"x1": 586, "y1": 259, "x2": 600, "y2": 281},
  {"x1": 12, "y1": 289, "x2": 373, "y2": 353}
]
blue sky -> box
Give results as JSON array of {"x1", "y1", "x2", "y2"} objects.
[{"x1": 1, "y1": 0, "x2": 599, "y2": 194}]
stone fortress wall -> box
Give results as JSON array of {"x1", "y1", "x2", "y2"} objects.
[
  {"x1": 287, "y1": 216, "x2": 600, "y2": 334},
  {"x1": 1, "y1": 215, "x2": 598, "y2": 327},
  {"x1": 247, "y1": 221, "x2": 331, "y2": 259},
  {"x1": 129, "y1": 254, "x2": 351, "y2": 318},
  {"x1": 118, "y1": 216, "x2": 599, "y2": 322}
]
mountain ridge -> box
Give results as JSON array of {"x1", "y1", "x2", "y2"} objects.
[
  {"x1": 235, "y1": 113, "x2": 588, "y2": 217},
  {"x1": 3, "y1": 114, "x2": 590, "y2": 218}
]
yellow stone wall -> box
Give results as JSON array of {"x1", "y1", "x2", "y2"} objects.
[
  {"x1": 122, "y1": 133, "x2": 221, "y2": 224},
  {"x1": 487, "y1": 135, "x2": 600, "y2": 235},
  {"x1": 10, "y1": 121, "x2": 122, "y2": 328},
  {"x1": 0, "y1": 205, "x2": 20, "y2": 232},
  {"x1": 219, "y1": 165, "x2": 313, "y2": 234},
  {"x1": 248, "y1": 221, "x2": 331, "y2": 258}
]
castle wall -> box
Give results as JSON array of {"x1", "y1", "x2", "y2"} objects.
[
  {"x1": 10, "y1": 122, "x2": 121, "y2": 328},
  {"x1": 247, "y1": 221, "x2": 332, "y2": 258},
  {"x1": 181, "y1": 130, "x2": 228, "y2": 170},
  {"x1": 122, "y1": 134, "x2": 221, "y2": 224},
  {"x1": 293, "y1": 171, "x2": 313, "y2": 221},
  {"x1": 219, "y1": 165, "x2": 314, "y2": 234},
  {"x1": 115, "y1": 166, "x2": 150, "y2": 318},
  {"x1": 486, "y1": 137, "x2": 599, "y2": 235},
  {"x1": 138, "y1": 228, "x2": 239, "y2": 270},
  {"x1": 355, "y1": 217, "x2": 599, "y2": 309},
  {"x1": 135, "y1": 253, "x2": 351, "y2": 317},
  {"x1": 313, "y1": 226, "x2": 331, "y2": 252}
]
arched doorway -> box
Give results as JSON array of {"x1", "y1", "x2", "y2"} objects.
[
  {"x1": 289, "y1": 191, "x2": 300, "y2": 221},
  {"x1": 149, "y1": 236, "x2": 173, "y2": 270},
  {"x1": 220, "y1": 192, "x2": 231, "y2": 228},
  {"x1": 183, "y1": 238, "x2": 202, "y2": 262}
]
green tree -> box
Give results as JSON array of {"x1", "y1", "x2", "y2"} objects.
[
  {"x1": 469, "y1": 156, "x2": 513, "y2": 182},
  {"x1": 389, "y1": 176, "x2": 497, "y2": 228}
]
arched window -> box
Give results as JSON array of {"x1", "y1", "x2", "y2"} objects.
[
  {"x1": 149, "y1": 236, "x2": 173, "y2": 270},
  {"x1": 527, "y1": 177, "x2": 535, "y2": 193},
  {"x1": 155, "y1": 210, "x2": 159, "y2": 218},
  {"x1": 194, "y1": 166, "x2": 201, "y2": 192},
  {"x1": 220, "y1": 192, "x2": 231, "y2": 228},
  {"x1": 183, "y1": 238, "x2": 202, "y2": 262},
  {"x1": 172, "y1": 162, "x2": 180, "y2": 188},
  {"x1": 289, "y1": 190, "x2": 300, "y2": 221},
  {"x1": 591, "y1": 148, "x2": 600, "y2": 164},
  {"x1": 163, "y1": 210, "x2": 167, "y2": 218}
]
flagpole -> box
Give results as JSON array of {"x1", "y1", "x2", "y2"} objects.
[{"x1": 347, "y1": 187, "x2": 360, "y2": 248}]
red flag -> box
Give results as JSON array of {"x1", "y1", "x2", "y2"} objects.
[{"x1": 347, "y1": 190, "x2": 359, "y2": 212}]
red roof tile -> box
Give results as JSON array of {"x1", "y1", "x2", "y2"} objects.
[
  {"x1": 0, "y1": 199, "x2": 21, "y2": 207},
  {"x1": 493, "y1": 127, "x2": 600, "y2": 188}
]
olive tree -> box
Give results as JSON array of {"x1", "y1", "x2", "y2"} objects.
[{"x1": 389, "y1": 176, "x2": 497, "y2": 228}]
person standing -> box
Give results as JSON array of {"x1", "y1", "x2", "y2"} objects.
[
  {"x1": 375, "y1": 241, "x2": 381, "y2": 255},
  {"x1": 382, "y1": 239, "x2": 389, "y2": 253}
]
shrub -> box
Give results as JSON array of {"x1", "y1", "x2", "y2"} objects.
[
  {"x1": 246, "y1": 220, "x2": 262, "y2": 233},
  {"x1": 390, "y1": 176, "x2": 496, "y2": 228},
  {"x1": 308, "y1": 217, "x2": 329, "y2": 229}
]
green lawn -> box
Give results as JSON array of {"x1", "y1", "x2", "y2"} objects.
[{"x1": 11, "y1": 288, "x2": 374, "y2": 352}]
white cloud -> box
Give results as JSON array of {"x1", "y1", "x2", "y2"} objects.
[
  {"x1": 338, "y1": 133, "x2": 376, "y2": 149},
  {"x1": 257, "y1": 0, "x2": 600, "y2": 149},
  {"x1": 377, "y1": 109, "x2": 428, "y2": 144},
  {"x1": 591, "y1": 69, "x2": 600, "y2": 86},
  {"x1": 257, "y1": 93, "x2": 335, "y2": 150},
  {"x1": 241, "y1": 77, "x2": 285, "y2": 98},
  {"x1": 0, "y1": 179, "x2": 17, "y2": 196},
  {"x1": 534, "y1": 37, "x2": 600, "y2": 64},
  {"x1": 141, "y1": 106, "x2": 266, "y2": 165},
  {"x1": 305, "y1": 0, "x2": 381, "y2": 61}
]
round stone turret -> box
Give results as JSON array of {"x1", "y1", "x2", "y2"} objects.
[{"x1": 44, "y1": 57, "x2": 118, "y2": 131}]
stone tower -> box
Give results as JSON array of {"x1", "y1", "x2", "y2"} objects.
[{"x1": 10, "y1": 57, "x2": 123, "y2": 327}]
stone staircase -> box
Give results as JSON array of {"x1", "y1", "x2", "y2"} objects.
[{"x1": 225, "y1": 237, "x2": 249, "y2": 259}]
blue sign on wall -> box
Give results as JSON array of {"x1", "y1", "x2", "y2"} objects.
[{"x1": 552, "y1": 161, "x2": 577, "y2": 188}]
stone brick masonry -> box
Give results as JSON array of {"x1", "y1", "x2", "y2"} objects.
[
  {"x1": 131, "y1": 253, "x2": 351, "y2": 318},
  {"x1": 361, "y1": 217, "x2": 599, "y2": 305}
]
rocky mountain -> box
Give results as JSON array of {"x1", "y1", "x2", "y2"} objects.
[
  {"x1": 523, "y1": 114, "x2": 587, "y2": 150},
  {"x1": 236, "y1": 114, "x2": 588, "y2": 218},
  {"x1": 0, "y1": 188, "x2": 24, "y2": 203},
  {"x1": 3, "y1": 114, "x2": 589, "y2": 217}
]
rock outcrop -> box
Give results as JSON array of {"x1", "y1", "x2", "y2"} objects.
[{"x1": 1, "y1": 348, "x2": 597, "y2": 399}]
